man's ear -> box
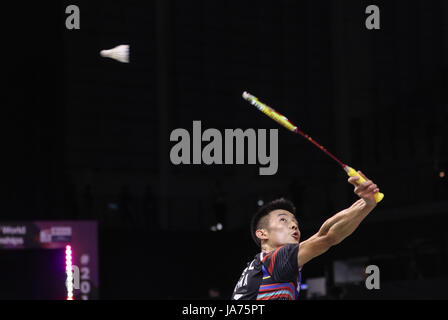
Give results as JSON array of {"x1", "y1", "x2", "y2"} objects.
[{"x1": 256, "y1": 229, "x2": 268, "y2": 241}]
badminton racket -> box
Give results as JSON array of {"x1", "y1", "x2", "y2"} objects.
[{"x1": 242, "y1": 91, "x2": 384, "y2": 203}]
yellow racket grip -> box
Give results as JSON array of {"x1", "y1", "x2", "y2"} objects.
[{"x1": 344, "y1": 166, "x2": 384, "y2": 203}]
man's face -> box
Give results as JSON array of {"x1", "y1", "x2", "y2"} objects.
[{"x1": 264, "y1": 209, "x2": 300, "y2": 247}]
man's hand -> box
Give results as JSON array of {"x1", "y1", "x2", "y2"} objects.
[
  {"x1": 348, "y1": 171, "x2": 380, "y2": 207},
  {"x1": 298, "y1": 171, "x2": 380, "y2": 268}
]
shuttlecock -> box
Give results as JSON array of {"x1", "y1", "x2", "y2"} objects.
[{"x1": 100, "y1": 45, "x2": 130, "y2": 63}]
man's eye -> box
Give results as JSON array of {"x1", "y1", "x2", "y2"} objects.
[{"x1": 280, "y1": 218, "x2": 286, "y2": 222}]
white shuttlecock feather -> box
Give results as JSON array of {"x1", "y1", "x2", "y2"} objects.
[{"x1": 100, "y1": 45, "x2": 130, "y2": 63}]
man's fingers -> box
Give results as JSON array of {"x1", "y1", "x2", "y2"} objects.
[
  {"x1": 354, "y1": 182, "x2": 377, "y2": 197},
  {"x1": 349, "y1": 171, "x2": 371, "y2": 186},
  {"x1": 358, "y1": 171, "x2": 369, "y2": 181},
  {"x1": 356, "y1": 181, "x2": 374, "y2": 191},
  {"x1": 357, "y1": 185, "x2": 380, "y2": 197},
  {"x1": 348, "y1": 176, "x2": 360, "y2": 185},
  {"x1": 348, "y1": 171, "x2": 380, "y2": 198}
]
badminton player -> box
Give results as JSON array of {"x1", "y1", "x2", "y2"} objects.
[{"x1": 231, "y1": 171, "x2": 380, "y2": 300}]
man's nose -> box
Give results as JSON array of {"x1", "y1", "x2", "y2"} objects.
[{"x1": 290, "y1": 224, "x2": 298, "y2": 230}]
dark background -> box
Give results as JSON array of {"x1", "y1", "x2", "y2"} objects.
[
  {"x1": 2, "y1": 0, "x2": 448, "y2": 299},
  {"x1": 0, "y1": 249, "x2": 66, "y2": 299}
]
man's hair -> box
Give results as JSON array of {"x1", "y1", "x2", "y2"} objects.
[{"x1": 250, "y1": 198, "x2": 296, "y2": 247}]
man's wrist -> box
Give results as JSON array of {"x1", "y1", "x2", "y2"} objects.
[{"x1": 358, "y1": 198, "x2": 377, "y2": 214}]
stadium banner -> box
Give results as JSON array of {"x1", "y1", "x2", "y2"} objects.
[{"x1": 0, "y1": 221, "x2": 98, "y2": 300}]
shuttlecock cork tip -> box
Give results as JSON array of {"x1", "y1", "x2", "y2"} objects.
[{"x1": 242, "y1": 91, "x2": 250, "y2": 100}]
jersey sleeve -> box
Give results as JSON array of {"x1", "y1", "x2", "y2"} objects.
[{"x1": 261, "y1": 244, "x2": 299, "y2": 283}]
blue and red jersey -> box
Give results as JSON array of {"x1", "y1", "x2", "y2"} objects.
[{"x1": 231, "y1": 244, "x2": 302, "y2": 300}]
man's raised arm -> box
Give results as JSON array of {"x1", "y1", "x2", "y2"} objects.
[{"x1": 298, "y1": 171, "x2": 380, "y2": 268}]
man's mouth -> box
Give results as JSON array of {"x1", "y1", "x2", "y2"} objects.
[{"x1": 291, "y1": 232, "x2": 299, "y2": 240}]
